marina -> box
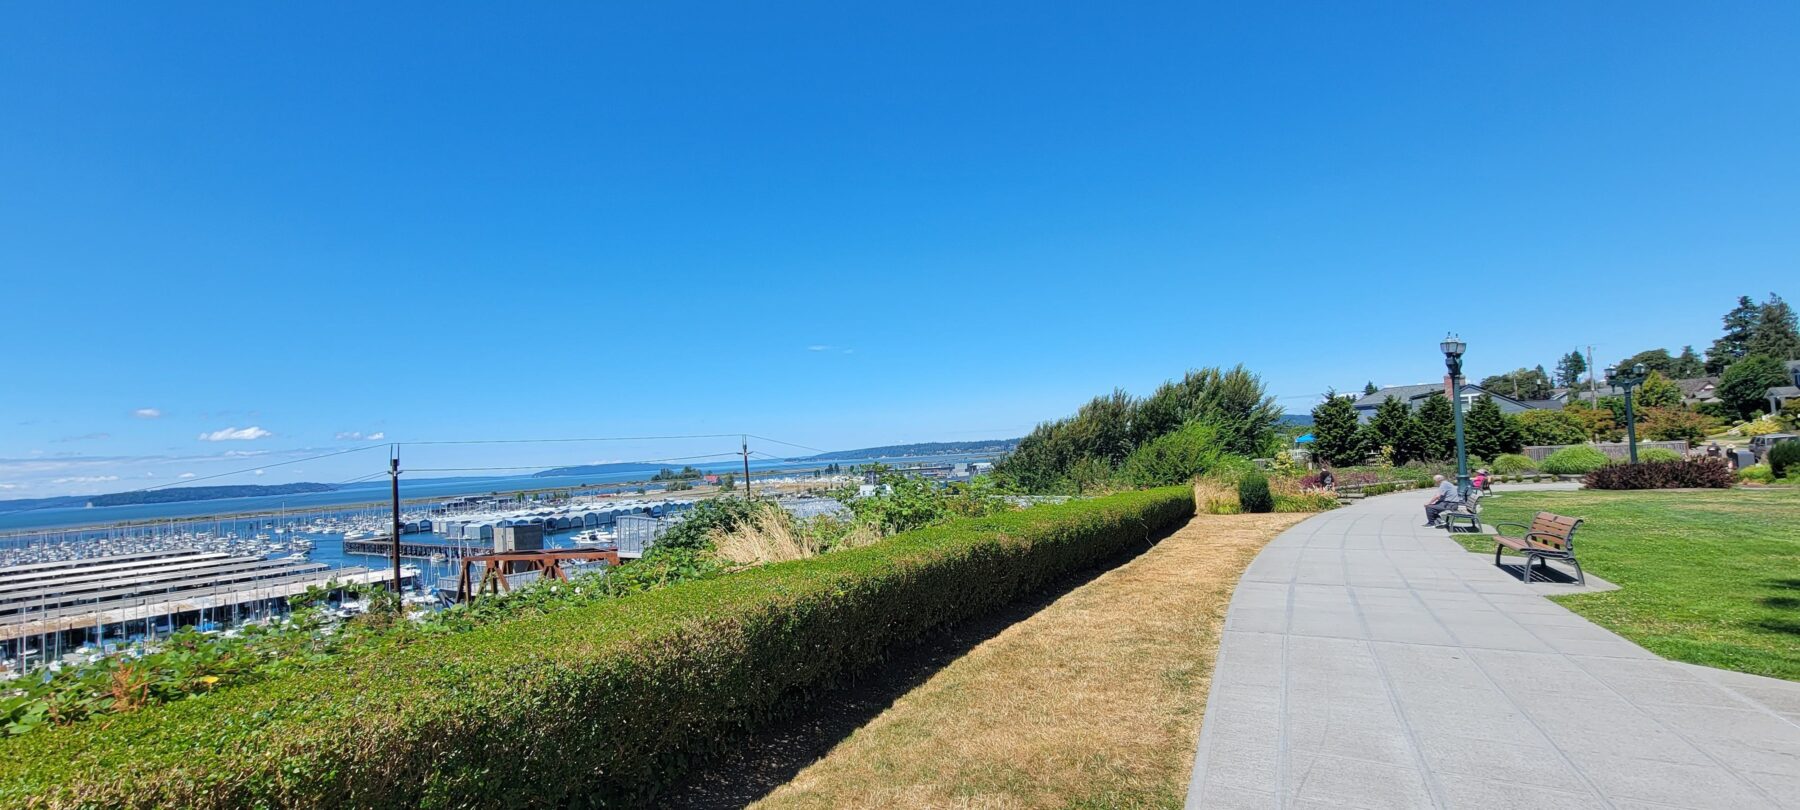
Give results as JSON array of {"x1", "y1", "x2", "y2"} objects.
[{"x1": 0, "y1": 550, "x2": 418, "y2": 672}]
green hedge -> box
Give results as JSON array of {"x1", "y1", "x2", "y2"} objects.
[{"x1": 0, "y1": 487, "x2": 1195, "y2": 809}]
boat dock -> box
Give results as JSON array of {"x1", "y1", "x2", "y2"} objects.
[{"x1": 0, "y1": 550, "x2": 415, "y2": 666}]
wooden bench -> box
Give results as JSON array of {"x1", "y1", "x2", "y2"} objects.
[
  {"x1": 1443, "y1": 489, "x2": 1483, "y2": 534},
  {"x1": 1492, "y1": 511, "x2": 1584, "y2": 585}
]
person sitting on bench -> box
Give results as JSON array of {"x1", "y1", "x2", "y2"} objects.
[{"x1": 1423, "y1": 474, "x2": 1462, "y2": 527}]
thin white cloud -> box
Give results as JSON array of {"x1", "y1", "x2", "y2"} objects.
[
  {"x1": 253, "y1": 469, "x2": 266, "y2": 476},
  {"x1": 807, "y1": 345, "x2": 855, "y2": 354},
  {"x1": 133, "y1": 408, "x2": 163, "y2": 419},
  {"x1": 198, "y1": 426, "x2": 272, "y2": 442},
  {"x1": 335, "y1": 431, "x2": 387, "y2": 441},
  {"x1": 0, "y1": 483, "x2": 20, "y2": 490},
  {"x1": 178, "y1": 472, "x2": 197, "y2": 479},
  {"x1": 53, "y1": 432, "x2": 111, "y2": 443},
  {"x1": 51, "y1": 475, "x2": 120, "y2": 484}
]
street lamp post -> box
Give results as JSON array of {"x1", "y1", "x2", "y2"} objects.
[
  {"x1": 1441, "y1": 334, "x2": 1472, "y2": 496},
  {"x1": 1605, "y1": 362, "x2": 1648, "y2": 464}
]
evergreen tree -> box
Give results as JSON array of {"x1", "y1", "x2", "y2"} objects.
[
  {"x1": 1363, "y1": 381, "x2": 1378, "y2": 396},
  {"x1": 1410, "y1": 392, "x2": 1456, "y2": 461},
  {"x1": 1719, "y1": 355, "x2": 1790, "y2": 419},
  {"x1": 1554, "y1": 350, "x2": 1588, "y2": 388},
  {"x1": 1359, "y1": 396, "x2": 1418, "y2": 464},
  {"x1": 1309, "y1": 391, "x2": 1365, "y2": 467},
  {"x1": 1748, "y1": 292, "x2": 1800, "y2": 361},
  {"x1": 1635, "y1": 371, "x2": 1683, "y2": 409},
  {"x1": 1477, "y1": 367, "x2": 1552, "y2": 400},
  {"x1": 1464, "y1": 395, "x2": 1522, "y2": 461},
  {"x1": 1706, "y1": 295, "x2": 1760, "y2": 373},
  {"x1": 1670, "y1": 345, "x2": 1705, "y2": 379}
]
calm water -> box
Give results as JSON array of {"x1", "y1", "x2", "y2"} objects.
[{"x1": 0, "y1": 453, "x2": 995, "y2": 533}]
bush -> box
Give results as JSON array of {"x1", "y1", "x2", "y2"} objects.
[
  {"x1": 0, "y1": 489, "x2": 1196, "y2": 807},
  {"x1": 1119, "y1": 421, "x2": 1227, "y2": 486},
  {"x1": 1273, "y1": 492, "x2": 1339, "y2": 512},
  {"x1": 1491, "y1": 453, "x2": 1537, "y2": 474},
  {"x1": 1541, "y1": 445, "x2": 1612, "y2": 475},
  {"x1": 1238, "y1": 471, "x2": 1273, "y2": 513},
  {"x1": 1637, "y1": 447, "x2": 1684, "y2": 463},
  {"x1": 1768, "y1": 440, "x2": 1800, "y2": 479},
  {"x1": 1585, "y1": 458, "x2": 1735, "y2": 489},
  {"x1": 1738, "y1": 463, "x2": 1776, "y2": 484}
]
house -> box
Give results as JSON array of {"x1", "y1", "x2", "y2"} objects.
[
  {"x1": 1548, "y1": 376, "x2": 1720, "y2": 407},
  {"x1": 1352, "y1": 377, "x2": 1545, "y2": 423},
  {"x1": 1768, "y1": 360, "x2": 1800, "y2": 415}
]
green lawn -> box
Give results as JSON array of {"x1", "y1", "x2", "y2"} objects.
[{"x1": 1454, "y1": 487, "x2": 1800, "y2": 681}]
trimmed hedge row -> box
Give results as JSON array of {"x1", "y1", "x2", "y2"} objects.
[{"x1": 1, "y1": 487, "x2": 1195, "y2": 809}]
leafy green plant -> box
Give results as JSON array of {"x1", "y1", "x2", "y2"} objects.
[
  {"x1": 1637, "y1": 447, "x2": 1683, "y2": 463},
  {"x1": 1540, "y1": 445, "x2": 1612, "y2": 475},
  {"x1": 1491, "y1": 453, "x2": 1537, "y2": 474},
  {"x1": 1120, "y1": 421, "x2": 1227, "y2": 486},
  {"x1": 1237, "y1": 470, "x2": 1273, "y2": 513},
  {"x1": 1768, "y1": 440, "x2": 1800, "y2": 479},
  {"x1": 1738, "y1": 463, "x2": 1776, "y2": 484},
  {"x1": 1585, "y1": 459, "x2": 1734, "y2": 489}
]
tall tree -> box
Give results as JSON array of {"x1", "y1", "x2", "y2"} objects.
[
  {"x1": 1706, "y1": 295, "x2": 1760, "y2": 373},
  {"x1": 1670, "y1": 345, "x2": 1705, "y2": 379},
  {"x1": 1464, "y1": 395, "x2": 1522, "y2": 461},
  {"x1": 1410, "y1": 392, "x2": 1456, "y2": 461},
  {"x1": 1748, "y1": 293, "x2": 1800, "y2": 361},
  {"x1": 1477, "y1": 367, "x2": 1553, "y2": 400},
  {"x1": 1363, "y1": 381, "x2": 1379, "y2": 396},
  {"x1": 1554, "y1": 350, "x2": 1588, "y2": 388},
  {"x1": 1309, "y1": 391, "x2": 1365, "y2": 467},
  {"x1": 1359, "y1": 396, "x2": 1418, "y2": 464},
  {"x1": 1635, "y1": 371, "x2": 1683, "y2": 409},
  {"x1": 1719, "y1": 355, "x2": 1790, "y2": 419},
  {"x1": 1617, "y1": 348, "x2": 1675, "y2": 376}
]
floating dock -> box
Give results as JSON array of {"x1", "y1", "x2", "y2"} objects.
[{"x1": 0, "y1": 550, "x2": 414, "y2": 656}]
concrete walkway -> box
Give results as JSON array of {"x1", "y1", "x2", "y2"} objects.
[{"x1": 1185, "y1": 486, "x2": 1800, "y2": 809}]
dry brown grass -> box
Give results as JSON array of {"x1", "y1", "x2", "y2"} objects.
[
  {"x1": 748, "y1": 510, "x2": 1307, "y2": 810},
  {"x1": 713, "y1": 510, "x2": 882, "y2": 568}
]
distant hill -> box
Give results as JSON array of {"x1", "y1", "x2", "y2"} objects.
[
  {"x1": 0, "y1": 483, "x2": 339, "y2": 512},
  {"x1": 1279, "y1": 414, "x2": 1313, "y2": 427},
  {"x1": 803, "y1": 439, "x2": 1019, "y2": 461},
  {"x1": 88, "y1": 483, "x2": 337, "y2": 507},
  {"x1": 533, "y1": 462, "x2": 676, "y2": 478}
]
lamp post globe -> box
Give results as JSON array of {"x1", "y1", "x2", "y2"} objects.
[{"x1": 1441, "y1": 334, "x2": 1472, "y2": 495}]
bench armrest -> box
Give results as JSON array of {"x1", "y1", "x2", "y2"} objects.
[{"x1": 1491, "y1": 521, "x2": 1530, "y2": 536}]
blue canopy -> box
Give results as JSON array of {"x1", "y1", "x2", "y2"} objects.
[{"x1": 1294, "y1": 433, "x2": 1315, "y2": 443}]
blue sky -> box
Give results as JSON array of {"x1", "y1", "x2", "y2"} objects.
[{"x1": 3, "y1": 3, "x2": 1797, "y2": 496}]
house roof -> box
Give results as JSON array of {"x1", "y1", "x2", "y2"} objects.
[
  {"x1": 1352, "y1": 383, "x2": 1540, "y2": 411},
  {"x1": 1769, "y1": 385, "x2": 1800, "y2": 399},
  {"x1": 1674, "y1": 377, "x2": 1720, "y2": 395},
  {"x1": 1351, "y1": 384, "x2": 1445, "y2": 409}
]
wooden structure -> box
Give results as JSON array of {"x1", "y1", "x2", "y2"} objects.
[
  {"x1": 1492, "y1": 511, "x2": 1584, "y2": 585},
  {"x1": 456, "y1": 548, "x2": 620, "y2": 602}
]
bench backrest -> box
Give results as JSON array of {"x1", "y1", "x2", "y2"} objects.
[{"x1": 1527, "y1": 511, "x2": 1581, "y2": 552}]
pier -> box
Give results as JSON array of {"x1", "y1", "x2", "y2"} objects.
[{"x1": 0, "y1": 550, "x2": 415, "y2": 669}]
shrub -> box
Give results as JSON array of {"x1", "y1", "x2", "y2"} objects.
[
  {"x1": 1541, "y1": 445, "x2": 1611, "y2": 475},
  {"x1": 1737, "y1": 416, "x2": 1785, "y2": 437},
  {"x1": 1641, "y1": 407, "x2": 1716, "y2": 444},
  {"x1": 1585, "y1": 458, "x2": 1734, "y2": 489},
  {"x1": 1119, "y1": 421, "x2": 1227, "y2": 486},
  {"x1": 1638, "y1": 447, "x2": 1684, "y2": 463},
  {"x1": 1738, "y1": 463, "x2": 1776, "y2": 484},
  {"x1": 1517, "y1": 409, "x2": 1594, "y2": 446},
  {"x1": 1768, "y1": 440, "x2": 1800, "y2": 479},
  {"x1": 0, "y1": 489, "x2": 1195, "y2": 807},
  {"x1": 1491, "y1": 453, "x2": 1537, "y2": 474},
  {"x1": 1273, "y1": 492, "x2": 1339, "y2": 512},
  {"x1": 1238, "y1": 471, "x2": 1273, "y2": 513}
]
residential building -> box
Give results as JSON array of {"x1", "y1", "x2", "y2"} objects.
[{"x1": 1351, "y1": 377, "x2": 1545, "y2": 423}]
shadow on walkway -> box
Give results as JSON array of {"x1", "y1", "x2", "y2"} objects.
[{"x1": 657, "y1": 526, "x2": 1177, "y2": 809}]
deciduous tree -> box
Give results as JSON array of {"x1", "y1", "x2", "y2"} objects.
[{"x1": 1719, "y1": 355, "x2": 1790, "y2": 419}]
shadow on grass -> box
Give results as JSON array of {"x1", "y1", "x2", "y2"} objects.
[{"x1": 656, "y1": 524, "x2": 1181, "y2": 809}]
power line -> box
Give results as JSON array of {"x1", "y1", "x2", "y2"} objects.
[{"x1": 745, "y1": 434, "x2": 831, "y2": 455}]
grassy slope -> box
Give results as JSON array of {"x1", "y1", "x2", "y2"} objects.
[
  {"x1": 1457, "y1": 488, "x2": 1800, "y2": 681},
  {"x1": 751, "y1": 512, "x2": 1308, "y2": 810}
]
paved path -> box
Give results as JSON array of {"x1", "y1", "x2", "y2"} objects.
[{"x1": 1185, "y1": 486, "x2": 1800, "y2": 809}]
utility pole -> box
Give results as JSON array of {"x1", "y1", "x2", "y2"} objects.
[
  {"x1": 1586, "y1": 345, "x2": 1598, "y2": 406},
  {"x1": 741, "y1": 435, "x2": 753, "y2": 497},
  {"x1": 389, "y1": 450, "x2": 403, "y2": 593}
]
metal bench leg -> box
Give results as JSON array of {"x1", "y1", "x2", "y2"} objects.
[
  {"x1": 1494, "y1": 543, "x2": 1503, "y2": 567},
  {"x1": 1570, "y1": 558, "x2": 1584, "y2": 586}
]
